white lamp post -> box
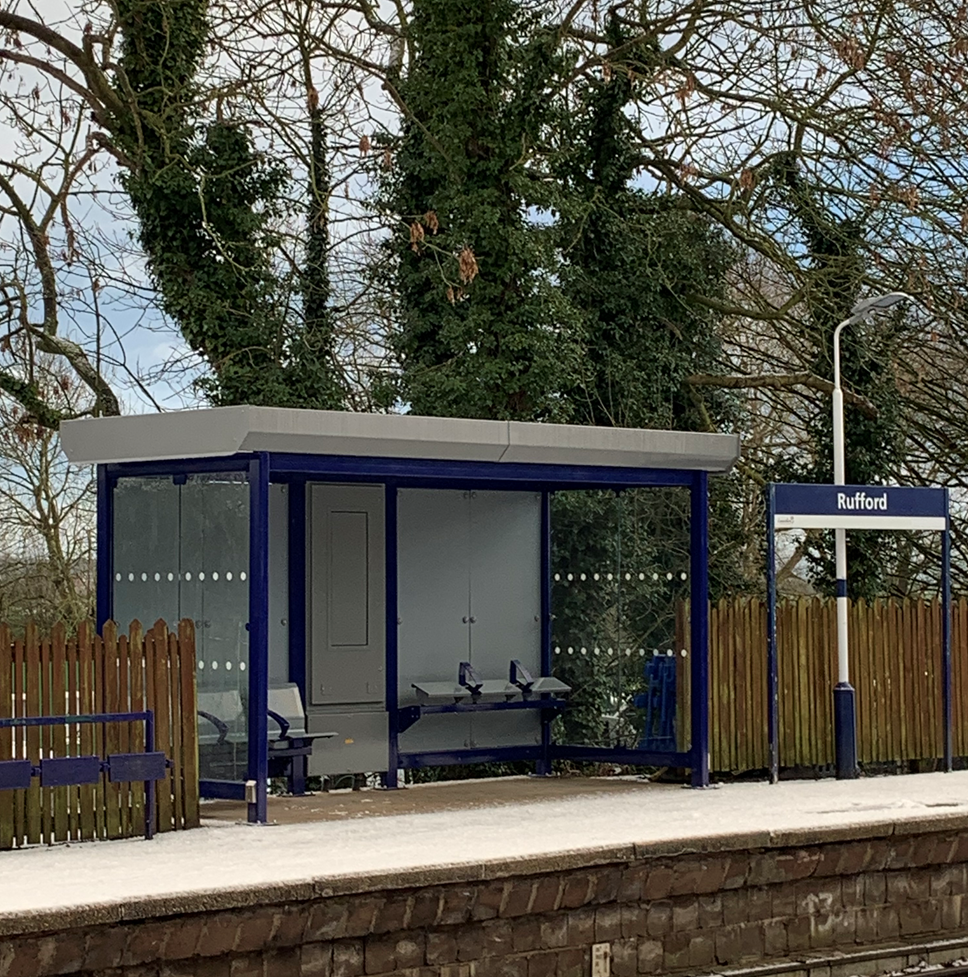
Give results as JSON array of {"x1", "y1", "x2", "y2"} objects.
[{"x1": 831, "y1": 290, "x2": 911, "y2": 779}]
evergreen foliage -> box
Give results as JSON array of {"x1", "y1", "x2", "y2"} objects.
[
  {"x1": 381, "y1": 0, "x2": 579, "y2": 420},
  {"x1": 114, "y1": 0, "x2": 344, "y2": 409},
  {"x1": 769, "y1": 156, "x2": 904, "y2": 598},
  {"x1": 549, "y1": 19, "x2": 749, "y2": 748}
]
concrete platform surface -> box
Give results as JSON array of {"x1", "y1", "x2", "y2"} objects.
[{"x1": 2, "y1": 772, "x2": 968, "y2": 922}]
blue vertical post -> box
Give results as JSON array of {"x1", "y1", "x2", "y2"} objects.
[
  {"x1": 690, "y1": 471, "x2": 710, "y2": 788},
  {"x1": 384, "y1": 483, "x2": 400, "y2": 788},
  {"x1": 288, "y1": 477, "x2": 307, "y2": 698},
  {"x1": 96, "y1": 465, "x2": 113, "y2": 630},
  {"x1": 247, "y1": 453, "x2": 270, "y2": 823},
  {"x1": 536, "y1": 490, "x2": 553, "y2": 776},
  {"x1": 942, "y1": 490, "x2": 952, "y2": 773},
  {"x1": 766, "y1": 484, "x2": 779, "y2": 784},
  {"x1": 144, "y1": 709, "x2": 155, "y2": 840}
]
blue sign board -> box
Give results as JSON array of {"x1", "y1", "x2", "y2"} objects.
[{"x1": 773, "y1": 483, "x2": 947, "y2": 531}]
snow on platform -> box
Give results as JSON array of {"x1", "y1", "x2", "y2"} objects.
[{"x1": 1, "y1": 772, "x2": 967, "y2": 923}]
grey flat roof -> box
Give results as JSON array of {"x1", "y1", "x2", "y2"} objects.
[{"x1": 60, "y1": 406, "x2": 740, "y2": 472}]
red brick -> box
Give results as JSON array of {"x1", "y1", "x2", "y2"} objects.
[
  {"x1": 528, "y1": 950, "x2": 557, "y2": 977},
  {"x1": 427, "y1": 932, "x2": 458, "y2": 966},
  {"x1": 439, "y1": 888, "x2": 479, "y2": 926},
  {"x1": 899, "y1": 898, "x2": 942, "y2": 936},
  {"x1": 840, "y1": 876, "x2": 864, "y2": 909},
  {"x1": 556, "y1": 947, "x2": 584, "y2": 977},
  {"x1": 642, "y1": 866, "x2": 674, "y2": 900},
  {"x1": 346, "y1": 897, "x2": 386, "y2": 937},
  {"x1": 763, "y1": 919, "x2": 786, "y2": 957},
  {"x1": 408, "y1": 890, "x2": 442, "y2": 929},
  {"x1": 876, "y1": 907, "x2": 900, "y2": 941},
  {"x1": 714, "y1": 924, "x2": 742, "y2": 966},
  {"x1": 646, "y1": 902, "x2": 672, "y2": 938},
  {"x1": 863, "y1": 872, "x2": 886, "y2": 905},
  {"x1": 747, "y1": 886, "x2": 772, "y2": 922},
  {"x1": 265, "y1": 948, "x2": 300, "y2": 977},
  {"x1": 855, "y1": 907, "x2": 879, "y2": 945},
  {"x1": 566, "y1": 908, "x2": 595, "y2": 946},
  {"x1": 457, "y1": 924, "x2": 485, "y2": 962},
  {"x1": 770, "y1": 885, "x2": 795, "y2": 919},
  {"x1": 3, "y1": 942, "x2": 44, "y2": 977},
  {"x1": 662, "y1": 932, "x2": 691, "y2": 971},
  {"x1": 83, "y1": 926, "x2": 130, "y2": 971},
  {"x1": 866, "y1": 839, "x2": 893, "y2": 872},
  {"x1": 396, "y1": 936, "x2": 426, "y2": 969},
  {"x1": 594, "y1": 906, "x2": 622, "y2": 942},
  {"x1": 672, "y1": 898, "x2": 698, "y2": 931},
  {"x1": 786, "y1": 916, "x2": 811, "y2": 952},
  {"x1": 306, "y1": 901, "x2": 350, "y2": 942},
  {"x1": 482, "y1": 920, "x2": 513, "y2": 957},
  {"x1": 931, "y1": 865, "x2": 967, "y2": 896},
  {"x1": 122, "y1": 920, "x2": 170, "y2": 966},
  {"x1": 193, "y1": 958, "x2": 233, "y2": 977},
  {"x1": 234, "y1": 911, "x2": 277, "y2": 955},
  {"x1": 332, "y1": 940, "x2": 364, "y2": 977},
  {"x1": 618, "y1": 865, "x2": 648, "y2": 903},
  {"x1": 620, "y1": 905, "x2": 648, "y2": 938},
  {"x1": 722, "y1": 855, "x2": 749, "y2": 890},
  {"x1": 503, "y1": 881, "x2": 535, "y2": 918},
  {"x1": 301, "y1": 944, "x2": 332, "y2": 977},
  {"x1": 591, "y1": 868, "x2": 622, "y2": 904},
  {"x1": 688, "y1": 934, "x2": 715, "y2": 969},
  {"x1": 738, "y1": 922, "x2": 764, "y2": 961},
  {"x1": 560, "y1": 874, "x2": 594, "y2": 909},
  {"x1": 636, "y1": 939, "x2": 663, "y2": 974},
  {"x1": 808, "y1": 914, "x2": 838, "y2": 949},
  {"x1": 372, "y1": 894, "x2": 412, "y2": 934},
  {"x1": 721, "y1": 889, "x2": 748, "y2": 925},
  {"x1": 539, "y1": 915, "x2": 569, "y2": 949},
  {"x1": 271, "y1": 908, "x2": 310, "y2": 948},
  {"x1": 512, "y1": 918, "x2": 541, "y2": 953},
  {"x1": 530, "y1": 878, "x2": 562, "y2": 915},
  {"x1": 611, "y1": 938, "x2": 636, "y2": 977},
  {"x1": 943, "y1": 895, "x2": 963, "y2": 930},
  {"x1": 474, "y1": 882, "x2": 508, "y2": 921},
  {"x1": 887, "y1": 839, "x2": 915, "y2": 871},
  {"x1": 230, "y1": 953, "x2": 266, "y2": 977},
  {"x1": 40, "y1": 934, "x2": 87, "y2": 976}
]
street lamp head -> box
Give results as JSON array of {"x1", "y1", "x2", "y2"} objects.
[{"x1": 849, "y1": 291, "x2": 912, "y2": 320}]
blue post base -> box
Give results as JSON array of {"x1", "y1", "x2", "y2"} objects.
[{"x1": 833, "y1": 683, "x2": 859, "y2": 780}]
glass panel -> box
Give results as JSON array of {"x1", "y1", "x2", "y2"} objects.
[
  {"x1": 112, "y1": 473, "x2": 250, "y2": 782},
  {"x1": 551, "y1": 487, "x2": 692, "y2": 755},
  {"x1": 113, "y1": 477, "x2": 180, "y2": 632},
  {"x1": 182, "y1": 475, "x2": 250, "y2": 782}
]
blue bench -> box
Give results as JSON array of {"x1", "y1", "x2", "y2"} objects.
[{"x1": 0, "y1": 710, "x2": 169, "y2": 840}]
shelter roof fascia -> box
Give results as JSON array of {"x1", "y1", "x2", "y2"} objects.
[{"x1": 61, "y1": 405, "x2": 740, "y2": 473}]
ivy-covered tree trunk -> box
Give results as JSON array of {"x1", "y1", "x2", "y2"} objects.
[
  {"x1": 114, "y1": 0, "x2": 344, "y2": 410},
  {"x1": 382, "y1": 0, "x2": 578, "y2": 421}
]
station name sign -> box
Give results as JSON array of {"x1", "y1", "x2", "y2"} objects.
[{"x1": 773, "y1": 483, "x2": 947, "y2": 531}]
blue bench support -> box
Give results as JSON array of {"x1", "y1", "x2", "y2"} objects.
[{"x1": 0, "y1": 710, "x2": 169, "y2": 840}]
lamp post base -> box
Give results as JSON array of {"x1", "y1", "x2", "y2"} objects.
[{"x1": 834, "y1": 682, "x2": 859, "y2": 779}]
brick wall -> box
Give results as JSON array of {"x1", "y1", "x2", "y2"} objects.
[{"x1": 6, "y1": 818, "x2": 968, "y2": 977}]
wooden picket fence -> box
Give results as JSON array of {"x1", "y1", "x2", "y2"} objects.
[
  {"x1": 676, "y1": 597, "x2": 966, "y2": 775},
  {"x1": 0, "y1": 619, "x2": 199, "y2": 848}
]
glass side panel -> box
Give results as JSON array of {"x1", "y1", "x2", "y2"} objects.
[
  {"x1": 113, "y1": 477, "x2": 180, "y2": 632},
  {"x1": 551, "y1": 487, "x2": 692, "y2": 755},
  {"x1": 112, "y1": 473, "x2": 250, "y2": 782}
]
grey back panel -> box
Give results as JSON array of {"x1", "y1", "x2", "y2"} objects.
[
  {"x1": 309, "y1": 484, "x2": 385, "y2": 706},
  {"x1": 396, "y1": 489, "x2": 541, "y2": 753}
]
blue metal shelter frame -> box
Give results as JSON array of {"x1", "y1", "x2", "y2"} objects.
[
  {"x1": 97, "y1": 451, "x2": 713, "y2": 823},
  {"x1": 765, "y1": 482, "x2": 952, "y2": 783}
]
